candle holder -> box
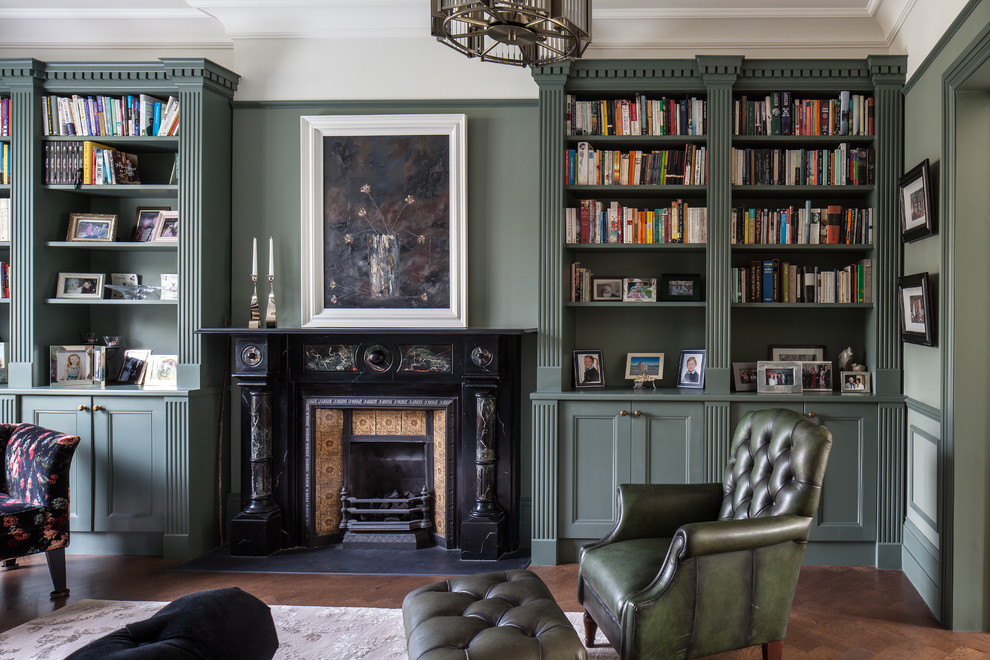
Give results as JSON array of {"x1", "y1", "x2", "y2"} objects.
[
  {"x1": 248, "y1": 275, "x2": 261, "y2": 329},
  {"x1": 265, "y1": 274, "x2": 277, "y2": 328}
]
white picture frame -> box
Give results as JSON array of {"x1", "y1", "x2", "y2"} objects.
[
  {"x1": 144, "y1": 354, "x2": 178, "y2": 388},
  {"x1": 300, "y1": 114, "x2": 467, "y2": 328}
]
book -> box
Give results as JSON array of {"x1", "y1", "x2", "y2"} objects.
[
  {"x1": 0, "y1": 198, "x2": 8, "y2": 242},
  {"x1": 111, "y1": 150, "x2": 141, "y2": 184},
  {"x1": 139, "y1": 94, "x2": 164, "y2": 137}
]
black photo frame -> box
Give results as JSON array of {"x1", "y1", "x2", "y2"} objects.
[
  {"x1": 573, "y1": 349, "x2": 605, "y2": 389},
  {"x1": 898, "y1": 159, "x2": 936, "y2": 243},
  {"x1": 660, "y1": 273, "x2": 703, "y2": 301},
  {"x1": 897, "y1": 272, "x2": 935, "y2": 346},
  {"x1": 677, "y1": 349, "x2": 706, "y2": 389}
]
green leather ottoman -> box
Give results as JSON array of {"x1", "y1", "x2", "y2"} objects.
[{"x1": 402, "y1": 569, "x2": 586, "y2": 660}]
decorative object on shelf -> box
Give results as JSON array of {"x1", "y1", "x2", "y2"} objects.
[
  {"x1": 592, "y1": 277, "x2": 622, "y2": 301},
  {"x1": 104, "y1": 284, "x2": 160, "y2": 300},
  {"x1": 160, "y1": 274, "x2": 178, "y2": 301},
  {"x1": 55, "y1": 272, "x2": 104, "y2": 299},
  {"x1": 249, "y1": 237, "x2": 261, "y2": 328},
  {"x1": 676, "y1": 349, "x2": 706, "y2": 389},
  {"x1": 622, "y1": 277, "x2": 656, "y2": 303},
  {"x1": 151, "y1": 210, "x2": 178, "y2": 242},
  {"x1": 625, "y1": 353, "x2": 662, "y2": 389},
  {"x1": 837, "y1": 346, "x2": 867, "y2": 372},
  {"x1": 49, "y1": 344, "x2": 105, "y2": 387},
  {"x1": 133, "y1": 208, "x2": 169, "y2": 242},
  {"x1": 573, "y1": 349, "x2": 604, "y2": 389},
  {"x1": 300, "y1": 114, "x2": 467, "y2": 328},
  {"x1": 899, "y1": 159, "x2": 936, "y2": 243},
  {"x1": 67, "y1": 213, "x2": 117, "y2": 242},
  {"x1": 118, "y1": 349, "x2": 151, "y2": 385},
  {"x1": 732, "y1": 361, "x2": 758, "y2": 392},
  {"x1": 660, "y1": 274, "x2": 703, "y2": 301},
  {"x1": 81, "y1": 332, "x2": 98, "y2": 343},
  {"x1": 897, "y1": 272, "x2": 935, "y2": 346},
  {"x1": 430, "y1": 0, "x2": 591, "y2": 68},
  {"x1": 265, "y1": 236, "x2": 277, "y2": 328},
  {"x1": 102, "y1": 336, "x2": 121, "y2": 348},
  {"x1": 0, "y1": 341, "x2": 6, "y2": 384},
  {"x1": 769, "y1": 345, "x2": 825, "y2": 362},
  {"x1": 144, "y1": 354, "x2": 178, "y2": 388},
  {"x1": 801, "y1": 361, "x2": 834, "y2": 392},
  {"x1": 841, "y1": 370, "x2": 871, "y2": 394},
  {"x1": 109, "y1": 273, "x2": 138, "y2": 299},
  {"x1": 756, "y1": 361, "x2": 802, "y2": 394}
]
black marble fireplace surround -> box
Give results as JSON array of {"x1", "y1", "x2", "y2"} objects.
[{"x1": 203, "y1": 329, "x2": 526, "y2": 562}]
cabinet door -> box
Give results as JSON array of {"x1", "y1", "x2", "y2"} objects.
[
  {"x1": 559, "y1": 401, "x2": 632, "y2": 539},
  {"x1": 91, "y1": 397, "x2": 165, "y2": 533},
  {"x1": 20, "y1": 395, "x2": 94, "y2": 532},
  {"x1": 634, "y1": 402, "x2": 705, "y2": 485}
]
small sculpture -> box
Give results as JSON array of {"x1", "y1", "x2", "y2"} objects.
[
  {"x1": 837, "y1": 346, "x2": 867, "y2": 372},
  {"x1": 104, "y1": 284, "x2": 162, "y2": 300}
]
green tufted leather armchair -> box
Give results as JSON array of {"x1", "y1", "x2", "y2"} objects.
[{"x1": 578, "y1": 409, "x2": 832, "y2": 660}]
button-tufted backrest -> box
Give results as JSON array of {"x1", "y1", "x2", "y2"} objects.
[{"x1": 719, "y1": 409, "x2": 832, "y2": 521}]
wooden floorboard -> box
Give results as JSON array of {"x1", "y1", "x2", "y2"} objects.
[{"x1": 2, "y1": 555, "x2": 989, "y2": 658}]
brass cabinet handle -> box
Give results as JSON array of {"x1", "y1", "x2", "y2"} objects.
[
  {"x1": 77, "y1": 404, "x2": 89, "y2": 412},
  {"x1": 633, "y1": 410, "x2": 643, "y2": 417},
  {"x1": 92, "y1": 405, "x2": 105, "y2": 412},
  {"x1": 807, "y1": 411, "x2": 816, "y2": 418},
  {"x1": 619, "y1": 410, "x2": 628, "y2": 416}
]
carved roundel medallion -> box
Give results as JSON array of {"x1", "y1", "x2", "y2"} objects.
[{"x1": 240, "y1": 344, "x2": 264, "y2": 368}]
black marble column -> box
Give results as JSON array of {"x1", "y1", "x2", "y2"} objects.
[
  {"x1": 230, "y1": 382, "x2": 282, "y2": 555},
  {"x1": 460, "y1": 382, "x2": 507, "y2": 560}
]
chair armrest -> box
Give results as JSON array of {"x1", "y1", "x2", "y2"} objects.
[
  {"x1": 582, "y1": 483, "x2": 723, "y2": 556},
  {"x1": 675, "y1": 514, "x2": 813, "y2": 559},
  {"x1": 5, "y1": 425, "x2": 80, "y2": 507}
]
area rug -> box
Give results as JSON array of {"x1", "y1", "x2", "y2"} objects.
[{"x1": 0, "y1": 599, "x2": 619, "y2": 659}]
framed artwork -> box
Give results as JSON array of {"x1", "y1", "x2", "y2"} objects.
[
  {"x1": 67, "y1": 213, "x2": 117, "y2": 242},
  {"x1": 801, "y1": 360, "x2": 833, "y2": 392},
  {"x1": 660, "y1": 274, "x2": 702, "y2": 301},
  {"x1": 151, "y1": 210, "x2": 179, "y2": 242},
  {"x1": 840, "y1": 371, "x2": 871, "y2": 394},
  {"x1": 898, "y1": 272, "x2": 935, "y2": 346},
  {"x1": 622, "y1": 277, "x2": 657, "y2": 303},
  {"x1": 134, "y1": 207, "x2": 169, "y2": 242},
  {"x1": 118, "y1": 349, "x2": 152, "y2": 385},
  {"x1": 49, "y1": 345, "x2": 105, "y2": 386},
  {"x1": 899, "y1": 159, "x2": 935, "y2": 243},
  {"x1": 300, "y1": 114, "x2": 467, "y2": 328},
  {"x1": 677, "y1": 349, "x2": 705, "y2": 388},
  {"x1": 144, "y1": 354, "x2": 178, "y2": 388},
  {"x1": 756, "y1": 361, "x2": 802, "y2": 394},
  {"x1": 592, "y1": 277, "x2": 623, "y2": 301},
  {"x1": 55, "y1": 272, "x2": 104, "y2": 299},
  {"x1": 573, "y1": 349, "x2": 605, "y2": 389},
  {"x1": 624, "y1": 353, "x2": 663, "y2": 380},
  {"x1": 769, "y1": 345, "x2": 826, "y2": 362},
  {"x1": 732, "y1": 361, "x2": 758, "y2": 392}
]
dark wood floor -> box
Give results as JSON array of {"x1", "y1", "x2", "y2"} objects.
[{"x1": 3, "y1": 554, "x2": 990, "y2": 658}]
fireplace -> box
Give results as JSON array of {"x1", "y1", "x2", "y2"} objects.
[{"x1": 212, "y1": 329, "x2": 527, "y2": 562}]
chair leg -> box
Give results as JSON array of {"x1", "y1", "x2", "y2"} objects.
[
  {"x1": 583, "y1": 610, "x2": 597, "y2": 647},
  {"x1": 762, "y1": 640, "x2": 783, "y2": 660},
  {"x1": 1, "y1": 558, "x2": 19, "y2": 569},
  {"x1": 46, "y1": 548, "x2": 69, "y2": 599}
]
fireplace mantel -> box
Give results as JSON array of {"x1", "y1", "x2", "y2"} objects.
[{"x1": 200, "y1": 328, "x2": 531, "y2": 561}]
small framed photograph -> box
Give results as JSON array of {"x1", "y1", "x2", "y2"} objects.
[
  {"x1": 625, "y1": 353, "x2": 663, "y2": 380},
  {"x1": 67, "y1": 213, "x2": 117, "y2": 242},
  {"x1": 118, "y1": 349, "x2": 152, "y2": 385},
  {"x1": 134, "y1": 207, "x2": 169, "y2": 242},
  {"x1": 592, "y1": 277, "x2": 623, "y2": 301},
  {"x1": 109, "y1": 273, "x2": 138, "y2": 299},
  {"x1": 840, "y1": 371, "x2": 871, "y2": 394},
  {"x1": 769, "y1": 345, "x2": 826, "y2": 362},
  {"x1": 801, "y1": 361, "x2": 833, "y2": 392},
  {"x1": 677, "y1": 349, "x2": 706, "y2": 388},
  {"x1": 573, "y1": 349, "x2": 605, "y2": 389},
  {"x1": 49, "y1": 345, "x2": 105, "y2": 386},
  {"x1": 756, "y1": 361, "x2": 802, "y2": 394},
  {"x1": 898, "y1": 272, "x2": 935, "y2": 346},
  {"x1": 732, "y1": 361, "x2": 758, "y2": 392},
  {"x1": 622, "y1": 277, "x2": 657, "y2": 303},
  {"x1": 660, "y1": 274, "x2": 702, "y2": 301},
  {"x1": 160, "y1": 273, "x2": 178, "y2": 300},
  {"x1": 899, "y1": 159, "x2": 935, "y2": 243},
  {"x1": 151, "y1": 210, "x2": 179, "y2": 242},
  {"x1": 56, "y1": 272, "x2": 104, "y2": 299},
  {"x1": 144, "y1": 354, "x2": 179, "y2": 388}
]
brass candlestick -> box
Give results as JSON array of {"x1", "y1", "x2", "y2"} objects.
[
  {"x1": 248, "y1": 274, "x2": 261, "y2": 329},
  {"x1": 265, "y1": 274, "x2": 277, "y2": 328}
]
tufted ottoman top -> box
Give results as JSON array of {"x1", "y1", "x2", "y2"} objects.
[{"x1": 402, "y1": 569, "x2": 587, "y2": 660}]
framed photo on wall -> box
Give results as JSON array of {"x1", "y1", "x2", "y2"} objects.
[
  {"x1": 897, "y1": 272, "x2": 935, "y2": 346},
  {"x1": 899, "y1": 159, "x2": 936, "y2": 242},
  {"x1": 573, "y1": 349, "x2": 605, "y2": 389}
]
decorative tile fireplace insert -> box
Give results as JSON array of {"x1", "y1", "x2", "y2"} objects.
[{"x1": 210, "y1": 329, "x2": 527, "y2": 561}]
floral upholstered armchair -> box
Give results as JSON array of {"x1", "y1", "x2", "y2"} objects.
[{"x1": 1, "y1": 423, "x2": 81, "y2": 598}]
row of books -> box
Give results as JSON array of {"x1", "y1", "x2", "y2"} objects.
[
  {"x1": 570, "y1": 262, "x2": 594, "y2": 302},
  {"x1": 1, "y1": 97, "x2": 9, "y2": 136},
  {"x1": 566, "y1": 94, "x2": 707, "y2": 136},
  {"x1": 734, "y1": 91, "x2": 874, "y2": 136},
  {"x1": 0, "y1": 198, "x2": 9, "y2": 241},
  {"x1": 43, "y1": 141, "x2": 140, "y2": 185},
  {"x1": 730, "y1": 145, "x2": 874, "y2": 186},
  {"x1": 0, "y1": 261, "x2": 10, "y2": 299},
  {"x1": 566, "y1": 199, "x2": 707, "y2": 245},
  {"x1": 41, "y1": 93, "x2": 179, "y2": 137},
  {"x1": 731, "y1": 204, "x2": 873, "y2": 245},
  {"x1": 1, "y1": 143, "x2": 8, "y2": 185},
  {"x1": 732, "y1": 259, "x2": 873, "y2": 303},
  {"x1": 567, "y1": 142, "x2": 708, "y2": 186}
]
